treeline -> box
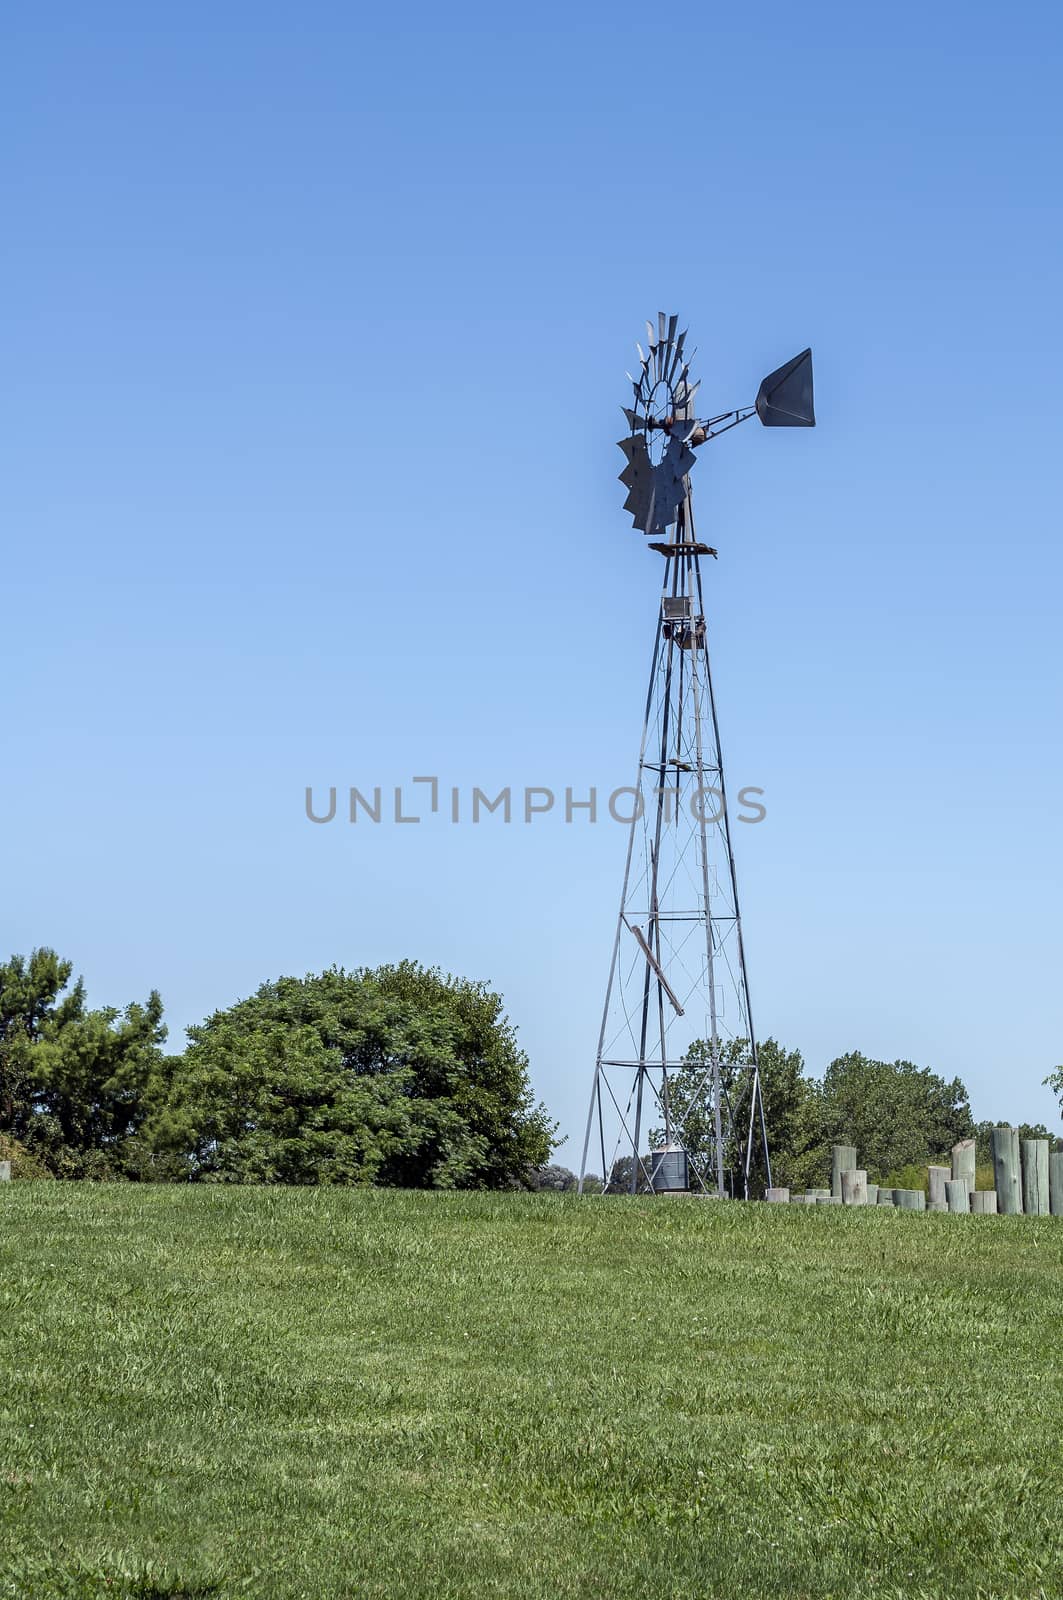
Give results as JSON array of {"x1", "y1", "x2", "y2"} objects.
[
  {"x1": 3, "y1": 948, "x2": 1058, "y2": 1194},
  {"x1": 737, "y1": 1040, "x2": 1057, "y2": 1190},
  {"x1": 0, "y1": 949, "x2": 555, "y2": 1187},
  {"x1": 545, "y1": 1039, "x2": 1061, "y2": 1194}
]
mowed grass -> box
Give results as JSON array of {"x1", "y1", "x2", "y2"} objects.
[{"x1": 2, "y1": 1188, "x2": 1062, "y2": 1600}]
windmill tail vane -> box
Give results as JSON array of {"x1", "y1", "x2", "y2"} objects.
[{"x1": 580, "y1": 314, "x2": 814, "y2": 1199}]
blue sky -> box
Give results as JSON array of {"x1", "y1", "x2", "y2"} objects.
[{"x1": 3, "y1": 2, "x2": 1062, "y2": 1156}]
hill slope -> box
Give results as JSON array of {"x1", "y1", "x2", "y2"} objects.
[{"x1": 2, "y1": 1186, "x2": 1061, "y2": 1599}]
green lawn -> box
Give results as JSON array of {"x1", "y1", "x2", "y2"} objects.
[{"x1": 2, "y1": 1186, "x2": 1062, "y2": 1600}]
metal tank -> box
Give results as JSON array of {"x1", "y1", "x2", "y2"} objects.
[{"x1": 647, "y1": 1145, "x2": 689, "y2": 1193}]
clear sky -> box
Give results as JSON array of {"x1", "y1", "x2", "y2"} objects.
[{"x1": 4, "y1": 2, "x2": 1062, "y2": 1159}]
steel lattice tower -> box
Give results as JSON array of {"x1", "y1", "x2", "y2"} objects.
[{"x1": 578, "y1": 314, "x2": 814, "y2": 1199}]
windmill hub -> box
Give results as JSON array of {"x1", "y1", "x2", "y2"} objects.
[{"x1": 645, "y1": 382, "x2": 676, "y2": 463}]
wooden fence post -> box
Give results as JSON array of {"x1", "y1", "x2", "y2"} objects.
[
  {"x1": 991, "y1": 1126, "x2": 1022, "y2": 1215},
  {"x1": 927, "y1": 1165, "x2": 950, "y2": 1213},
  {"x1": 765, "y1": 1187, "x2": 790, "y2": 1203},
  {"x1": 1021, "y1": 1140, "x2": 1049, "y2": 1215},
  {"x1": 1050, "y1": 1152, "x2": 1063, "y2": 1218},
  {"x1": 0, "y1": 1160, "x2": 9, "y2": 1182},
  {"x1": 831, "y1": 1145, "x2": 857, "y2": 1200},
  {"x1": 866, "y1": 1183, "x2": 879, "y2": 1205},
  {"x1": 895, "y1": 1189, "x2": 925, "y2": 1210},
  {"x1": 841, "y1": 1169, "x2": 868, "y2": 1205},
  {"x1": 877, "y1": 1187, "x2": 895, "y2": 1206},
  {"x1": 971, "y1": 1190, "x2": 998, "y2": 1214},
  {"x1": 817, "y1": 1195, "x2": 842, "y2": 1205},
  {"x1": 945, "y1": 1178, "x2": 969, "y2": 1213},
  {"x1": 951, "y1": 1138, "x2": 976, "y2": 1195}
]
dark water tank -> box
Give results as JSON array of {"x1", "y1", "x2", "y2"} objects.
[{"x1": 648, "y1": 1145, "x2": 689, "y2": 1192}]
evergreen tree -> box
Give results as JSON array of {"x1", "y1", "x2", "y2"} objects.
[{"x1": 0, "y1": 948, "x2": 166, "y2": 1178}]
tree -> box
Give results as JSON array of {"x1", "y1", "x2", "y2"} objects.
[
  {"x1": 753, "y1": 1038, "x2": 825, "y2": 1191},
  {"x1": 150, "y1": 962, "x2": 556, "y2": 1188},
  {"x1": 533, "y1": 1164, "x2": 578, "y2": 1192},
  {"x1": 0, "y1": 948, "x2": 167, "y2": 1178},
  {"x1": 650, "y1": 1037, "x2": 817, "y2": 1194},
  {"x1": 975, "y1": 1116, "x2": 1061, "y2": 1170},
  {"x1": 819, "y1": 1052, "x2": 973, "y2": 1181},
  {"x1": 1043, "y1": 1066, "x2": 1063, "y2": 1130}
]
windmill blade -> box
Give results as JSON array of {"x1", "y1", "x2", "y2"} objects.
[
  {"x1": 618, "y1": 432, "x2": 668, "y2": 533},
  {"x1": 671, "y1": 379, "x2": 699, "y2": 420},
  {"x1": 617, "y1": 432, "x2": 652, "y2": 478},
  {"x1": 622, "y1": 482, "x2": 654, "y2": 527},
  {"x1": 664, "y1": 326, "x2": 684, "y2": 385}
]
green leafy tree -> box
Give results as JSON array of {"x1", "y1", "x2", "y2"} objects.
[
  {"x1": 533, "y1": 1164, "x2": 578, "y2": 1192},
  {"x1": 150, "y1": 962, "x2": 556, "y2": 1188},
  {"x1": 0, "y1": 948, "x2": 167, "y2": 1178},
  {"x1": 819, "y1": 1052, "x2": 973, "y2": 1181},
  {"x1": 975, "y1": 1116, "x2": 1060, "y2": 1171},
  {"x1": 651, "y1": 1037, "x2": 818, "y2": 1194}
]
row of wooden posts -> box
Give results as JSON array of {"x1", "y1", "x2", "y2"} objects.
[{"x1": 764, "y1": 1130, "x2": 1063, "y2": 1216}]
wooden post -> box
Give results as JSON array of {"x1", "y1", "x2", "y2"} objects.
[
  {"x1": 841, "y1": 1169, "x2": 868, "y2": 1205},
  {"x1": 971, "y1": 1190, "x2": 997, "y2": 1214},
  {"x1": 817, "y1": 1195, "x2": 842, "y2": 1205},
  {"x1": 1050, "y1": 1152, "x2": 1063, "y2": 1218},
  {"x1": 945, "y1": 1178, "x2": 969, "y2": 1213},
  {"x1": 877, "y1": 1187, "x2": 895, "y2": 1205},
  {"x1": 951, "y1": 1138, "x2": 976, "y2": 1195},
  {"x1": 0, "y1": 1160, "x2": 9, "y2": 1182},
  {"x1": 1021, "y1": 1139, "x2": 1049, "y2": 1215},
  {"x1": 866, "y1": 1183, "x2": 879, "y2": 1205},
  {"x1": 831, "y1": 1145, "x2": 857, "y2": 1200},
  {"x1": 927, "y1": 1165, "x2": 950, "y2": 1213},
  {"x1": 810, "y1": 1188, "x2": 831, "y2": 1200},
  {"x1": 895, "y1": 1188, "x2": 925, "y2": 1210},
  {"x1": 991, "y1": 1126, "x2": 1022, "y2": 1215},
  {"x1": 765, "y1": 1187, "x2": 789, "y2": 1203}
]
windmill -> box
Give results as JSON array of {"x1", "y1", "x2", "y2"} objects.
[{"x1": 578, "y1": 314, "x2": 815, "y2": 1199}]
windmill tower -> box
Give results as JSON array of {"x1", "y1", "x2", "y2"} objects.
[{"x1": 579, "y1": 314, "x2": 815, "y2": 1199}]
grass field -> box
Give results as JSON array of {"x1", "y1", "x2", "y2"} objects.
[{"x1": 2, "y1": 1186, "x2": 1062, "y2": 1600}]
